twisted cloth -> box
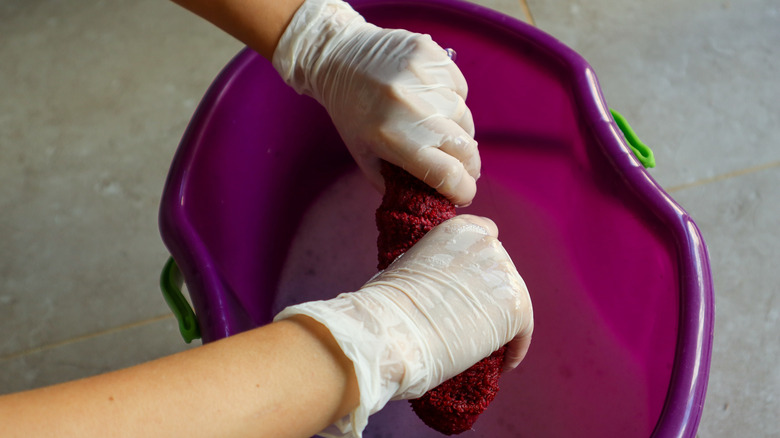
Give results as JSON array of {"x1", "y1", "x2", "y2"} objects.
[{"x1": 375, "y1": 161, "x2": 505, "y2": 435}]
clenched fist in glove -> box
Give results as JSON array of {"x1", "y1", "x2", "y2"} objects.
[
  {"x1": 273, "y1": 0, "x2": 480, "y2": 206},
  {"x1": 275, "y1": 215, "x2": 534, "y2": 437}
]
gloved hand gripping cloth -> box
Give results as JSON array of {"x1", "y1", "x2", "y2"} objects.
[
  {"x1": 272, "y1": 0, "x2": 480, "y2": 208},
  {"x1": 274, "y1": 209, "x2": 529, "y2": 438},
  {"x1": 272, "y1": 1, "x2": 527, "y2": 436},
  {"x1": 377, "y1": 161, "x2": 506, "y2": 435}
]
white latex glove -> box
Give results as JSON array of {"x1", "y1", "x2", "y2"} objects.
[
  {"x1": 273, "y1": 0, "x2": 480, "y2": 207},
  {"x1": 274, "y1": 215, "x2": 533, "y2": 438}
]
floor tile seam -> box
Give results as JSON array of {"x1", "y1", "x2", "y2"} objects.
[
  {"x1": 519, "y1": 0, "x2": 536, "y2": 26},
  {"x1": 665, "y1": 160, "x2": 780, "y2": 193},
  {"x1": 0, "y1": 313, "x2": 175, "y2": 364}
]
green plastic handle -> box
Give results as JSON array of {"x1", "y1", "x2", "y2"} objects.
[
  {"x1": 610, "y1": 109, "x2": 656, "y2": 169},
  {"x1": 160, "y1": 257, "x2": 201, "y2": 343}
]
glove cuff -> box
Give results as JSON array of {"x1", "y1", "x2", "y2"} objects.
[
  {"x1": 274, "y1": 294, "x2": 401, "y2": 438},
  {"x1": 272, "y1": 0, "x2": 365, "y2": 96}
]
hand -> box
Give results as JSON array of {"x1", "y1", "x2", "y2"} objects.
[
  {"x1": 273, "y1": 0, "x2": 480, "y2": 207},
  {"x1": 274, "y1": 215, "x2": 533, "y2": 437}
]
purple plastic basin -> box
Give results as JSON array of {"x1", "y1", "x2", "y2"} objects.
[{"x1": 158, "y1": 0, "x2": 714, "y2": 436}]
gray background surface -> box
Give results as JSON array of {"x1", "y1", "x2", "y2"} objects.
[{"x1": 2, "y1": 1, "x2": 777, "y2": 436}]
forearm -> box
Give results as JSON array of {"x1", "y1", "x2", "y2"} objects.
[
  {"x1": 170, "y1": 0, "x2": 305, "y2": 59},
  {"x1": 0, "y1": 316, "x2": 358, "y2": 438}
]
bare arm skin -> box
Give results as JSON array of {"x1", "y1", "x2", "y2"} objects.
[
  {"x1": 169, "y1": 0, "x2": 305, "y2": 59},
  {"x1": 0, "y1": 316, "x2": 359, "y2": 438}
]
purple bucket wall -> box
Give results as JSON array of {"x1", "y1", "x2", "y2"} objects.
[{"x1": 159, "y1": 0, "x2": 714, "y2": 436}]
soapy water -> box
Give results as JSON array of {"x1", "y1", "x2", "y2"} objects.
[{"x1": 274, "y1": 169, "x2": 380, "y2": 314}]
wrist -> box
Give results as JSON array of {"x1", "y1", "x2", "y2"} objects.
[
  {"x1": 275, "y1": 294, "x2": 411, "y2": 436},
  {"x1": 285, "y1": 315, "x2": 360, "y2": 422},
  {"x1": 272, "y1": 0, "x2": 365, "y2": 95}
]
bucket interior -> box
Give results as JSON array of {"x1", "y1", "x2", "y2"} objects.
[{"x1": 159, "y1": 1, "x2": 711, "y2": 436}]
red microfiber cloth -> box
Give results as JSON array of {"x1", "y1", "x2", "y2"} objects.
[{"x1": 375, "y1": 161, "x2": 505, "y2": 435}]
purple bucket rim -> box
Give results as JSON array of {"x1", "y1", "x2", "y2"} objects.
[
  {"x1": 158, "y1": 54, "x2": 258, "y2": 340},
  {"x1": 159, "y1": 0, "x2": 714, "y2": 435}
]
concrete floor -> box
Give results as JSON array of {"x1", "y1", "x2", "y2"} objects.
[{"x1": 1, "y1": 0, "x2": 778, "y2": 436}]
